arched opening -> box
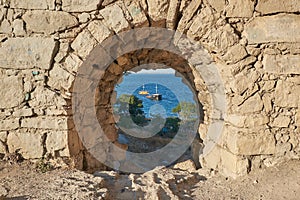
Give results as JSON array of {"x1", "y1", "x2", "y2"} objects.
[
  {"x1": 111, "y1": 67, "x2": 203, "y2": 170},
  {"x1": 72, "y1": 28, "x2": 225, "y2": 174},
  {"x1": 93, "y1": 48, "x2": 208, "y2": 172}
]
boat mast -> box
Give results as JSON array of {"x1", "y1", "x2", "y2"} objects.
[{"x1": 156, "y1": 84, "x2": 158, "y2": 94}]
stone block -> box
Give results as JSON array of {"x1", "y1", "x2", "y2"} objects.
[
  {"x1": 0, "y1": 19, "x2": 12, "y2": 34},
  {"x1": 256, "y1": 0, "x2": 300, "y2": 15},
  {"x1": 263, "y1": 54, "x2": 300, "y2": 75},
  {"x1": 63, "y1": 53, "x2": 83, "y2": 73},
  {"x1": 13, "y1": 108, "x2": 34, "y2": 117},
  {"x1": 200, "y1": 144, "x2": 222, "y2": 170},
  {"x1": 206, "y1": 0, "x2": 226, "y2": 12},
  {"x1": 223, "y1": 44, "x2": 248, "y2": 64},
  {"x1": 225, "y1": 0, "x2": 255, "y2": 18},
  {"x1": 100, "y1": 4, "x2": 130, "y2": 33},
  {"x1": 12, "y1": 19, "x2": 26, "y2": 36},
  {"x1": 0, "y1": 131, "x2": 7, "y2": 142},
  {"x1": 173, "y1": 159, "x2": 196, "y2": 172},
  {"x1": 62, "y1": 0, "x2": 100, "y2": 12},
  {"x1": 10, "y1": 0, "x2": 55, "y2": 10},
  {"x1": 0, "y1": 37, "x2": 58, "y2": 70},
  {"x1": 7, "y1": 130, "x2": 44, "y2": 159},
  {"x1": 226, "y1": 129, "x2": 276, "y2": 155},
  {"x1": 126, "y1": 1, "x2": 149, "y2": 27},
  {"x1": 29, "y1": 85, "x2": 67, "y2": 108},
  {"x1": 87, "y1": 20, "x2": 113, "y2": 43},
  {"x1": 71, "y1": 29, "x2": 98, "y2": 59},
  {"x1": 237, "y1": 93, "x2": 264, "y2": 114},
  {"x1": 187, "y1": 6, "x2": 216, "y2": 40},
  {"x1": 272, "y1": 115, "x2": 291, "y2": 128},
  {"x1": 226, "y1": 114, "x2": 269, "y2": 128},
  {"x1": 166, "y1": 0, "x2": 180, "y2": 29},
  {"x1": 275, "y1": 80, "x2": 300, "y2": 108},
  {"x1": 296, "y1": 111, "x2": 300, "y2": 127},
  {"x1": 178, "y1": 0, "x2": 202, "y2": 31},
  {"x1": 147, "y1": 0, "x2": 169, "y2": 23},
  {"x1": 48, "y1": 63, "x2": 75, "y2": 91},
  {"x1": 46, "y1": 131, "x2": 70, "y2": 157},
  {"x1": 244, "y1": 14, "x2": 300, "y2": 44},
  {"x1": 0, "y1": 75, "x2": 24, "y2": 109},
  {"x1": 23, "y1": 10, "x2": 78, "y2": 34},
  {"x1": 21, "y1": 116, "x2": 68, "y2": 130},
  {"x1": 0, "y1": 142, "x2": 6, "y2": 154},
  {"x1": 221, "y1": 150, "x2": 249, "y2": 178}
]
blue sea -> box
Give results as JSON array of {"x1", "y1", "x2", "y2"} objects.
[{"x1": 114, "y1": 73, "x2": 196, "y2": 118}]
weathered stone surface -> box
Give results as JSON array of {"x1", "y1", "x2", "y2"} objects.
[
  {"x1": 101, "y1": 0, "x2": 117, "y2": 7},
  {"x1": 46, "y1": 131, "x2": 70, "y2": 157},
  {"x1": 29, "y1": 85, "x2": 67, "y2": 108},
  {"x1": 256, "y1": 0, "x2": 300, "y2": 15},
  {"x1": 178, "y1": 0, "x2": 202, "y2": 31},
  {"x1": 263, "y1": 54, "x2": 300, "y2": 75},
  {"x1": 100, "y1": 4, "x2": 130, "y2": 33},
  {"x1": 223, "y1": 44, "x2": 248, "y2": 64},
  {"x1": 0, "y1": 76, "x2": 23, "y2": 109},
  {"x1": 62, "y1": 0, "x2": 100, "y2": 12},
  {"x1": 0, "y1": 119, "x2": 19, "y2": 131},
  {"x1": 272, "y1": 115, "x2": 291, "y2": 128},
  {"x1": 21, "y1": 116, "x2": 68, "y2": 130},
  {"x1": 0, "y1": 131, "x2": 7, "y2": 142},
  {"x1": 226, "y1": 114, "x2": 269, "y2": 128},
  {"x1": 166, "y1": 0, "x2": 180, "y2": 29},
  {"x1": 23, "y1": 10, "x2": 78, "y2": 34},
  {"x1": 237, "y1": 93, "x2": 264, "y2": 114},
  {"x1": 227, "y1": 130, "x2": 276, "y2": 155},
  {"x1": 54, "y1": 42, "x2": 70, "y2": 63},
  {"x1": 174, "y1": 159, "x2": 196, "y2": 172},
  {"x1": 7, "y1": 130, "x2": 44, "y2": 159},
  {"x1": 275, "y1": 80, "x2": 300, "y2": 108},
  {"x1": 71, "y1": 29, "x2": 98, "y2": 58},
  {"x1": 87, "y1": 20, "x2": 113, "y2": 43},
  {"x1": 296, "y1": 111, "x2": 300, "y2": 127},
  {"x1": 0, "y1": 142, "x2": 6, "y2": 154},
  {"x1": 244, "y1": 14, "x2": 300, "y2": 44},
  {"x1": 48, "y1": 63, "x2": 75, "y2": 91},
  {"x1": 125, "y1": 1, "x2": 149, "y2": 27},
  {"x1": 12, "y1": 19, "x2": 26, "y2": 36},
  {"x1": 221, "y1": 150, "x2": 249, "y2": 178},
  {"x1": 0, "y1": 37, "x2": 57, "y2": 70},
  {"x1": 232, "y1": 70, "x2": 259, "y2": 95},
  {"x1": 206, "y1": 0, "x2": 226, "y2": 12},
  {"x1": 10, "y1": 0, "x2": 55, "y2": 10},
  {"x1": 187, "y1": 6, "x2": 216, "y2": 40},
  {"x1": 63, "y1": 53, "x2": 83, "y2": 73},
  {"x1": 147, "y1": 0, "x2": 169, "y2": 23},
  {"x1": 78, "y1": 13, "x2": 91, "y2": 23},
  {"x1": 226, "y1": 0, "x2": 255, "y2": 18},
  {"x1": 13, "y1": 108, "x2": 34, "y2": 117},
  {"x1": 0, "y1": 19, "x2": 12, "y2": 34}
]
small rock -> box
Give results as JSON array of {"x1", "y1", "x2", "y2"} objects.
[
  {"x1": 173, "y1": 160, "x2": 196, "y2": 172},
  {"x1": 78, "y1": 13, "x2": 91, "y2": 23},
  {"x1": 0, "y1": 185, "x2": 8, "y2": 197}
]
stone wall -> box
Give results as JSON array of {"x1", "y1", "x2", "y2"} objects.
[{"x1": 0, "y1": 0, "x2": 299, "y2": 177}]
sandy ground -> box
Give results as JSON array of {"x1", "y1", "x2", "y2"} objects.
[{"x1": 0, "y1": 158, "x2": 299, "y2": 200}]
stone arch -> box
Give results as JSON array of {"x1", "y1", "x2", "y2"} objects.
[
  {"x1": 3, "y1": 0, "x2": 299, "y2": 178},
  {"x1": 70, "y1": 9, "x2": 227, "y2": 172}
]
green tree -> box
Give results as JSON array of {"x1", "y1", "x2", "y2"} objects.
[
  {"x1": 116, "y1": 94, "x2": 148, "y2": 126},
  {"x1": 172, "y1": 102, "x2": 197, "y2": 121}
]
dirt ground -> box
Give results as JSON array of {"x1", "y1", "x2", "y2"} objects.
[{"x1": 0, "y1": 158, "x2": 299, "y2": 200}]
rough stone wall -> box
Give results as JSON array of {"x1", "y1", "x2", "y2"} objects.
[{"x1": 0, "y1": 0, "x2": 299, "y2": 177}]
